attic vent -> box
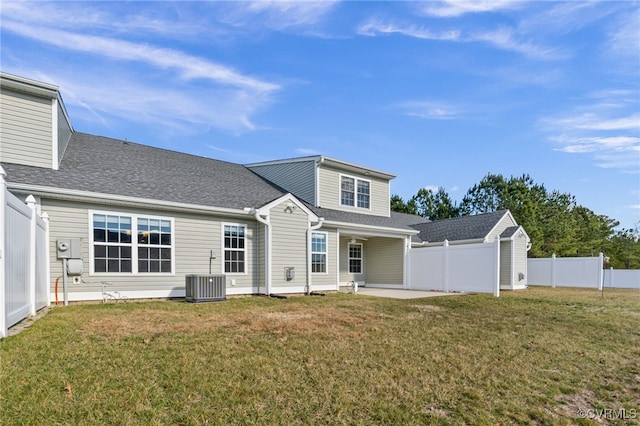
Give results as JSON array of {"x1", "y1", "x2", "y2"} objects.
[{"x1": 185, "y1": 274, "x2": 226, "y2": 303}]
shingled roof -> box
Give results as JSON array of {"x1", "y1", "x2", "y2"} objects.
[
  {"x1": 2, "y1": 132, "x2": 287, "y2": 210},
  {"x1": 2, "y1": 132, "x2": 426, "y2": 233},
  {"x1": 411, "y1": 210, "x2": 512, "y2": 243},
  {"x1": 309, "y1": 206, "x2": 426, "y2": 232}
]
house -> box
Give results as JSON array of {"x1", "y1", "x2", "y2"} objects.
[
  {"x1": 0, "y1": 72, "x2": 430, "y2": 301},
  {"x1": 0, "y1": 72, "x2": 528, "y2": 303},
  {"x1": 410, "y1": 210, "x2": 530, "y2": 290}
]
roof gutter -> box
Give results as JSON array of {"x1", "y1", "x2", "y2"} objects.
[
  {"x1": 7, "y1": 184, "x2": 251, "y2": 219},
  {"x1": 251, "y1": 209, "x2": 272, "y2": 296},
  {"x1": 420, "y1": 237, "x2": 487, "y2": 247},
  {"x1": 321, "y1": 219, "x2": 419, "y2": 236}
]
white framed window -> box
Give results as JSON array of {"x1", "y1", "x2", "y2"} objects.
[
  {"x1": 357, "y1": 180, "x2": 370, "y2": 208},
  {"x1": 311, "y1": 231, "x2": 328, "y2": 273},
  {"x1": 348, "y1": 243, "x2": 363, "y2": 274},
  {"x1": 341, "y1": 176, "x2": 355, "y2": 206},
  {"x1": 223, "y1": 223, "x2": 246, "y2": 274},
  {"x1": 90, "y1": 211, "x2": 174, "y2": 275},
  {"x1": 340, "y1": 175, "x2": 370, "y2": 209}
]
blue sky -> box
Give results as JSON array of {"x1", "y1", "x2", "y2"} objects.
[{"x1": 1, "y1": 1, "x2": 639, "y2": 229}]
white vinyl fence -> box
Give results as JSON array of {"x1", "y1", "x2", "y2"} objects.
[
  {"x1": 1, "y1": 167, "x2": 50, "y2": 338},
  {"x1": 603, "y1": 268, "x2": 640, "y2": 289},
  {"x1": 528, "y1": 255, "x2": 639, "y2": 289},
  {"x1": 408, "y1": 237, "x2": 501, "y2": 296}
]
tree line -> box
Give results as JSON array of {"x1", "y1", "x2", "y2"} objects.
[{"x1": 391, "y1": 173, "x2": 640, "y2": 269}]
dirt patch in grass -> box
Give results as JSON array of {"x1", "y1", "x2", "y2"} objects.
[
  {"x1": 410, "y1": 304, "x2": 444, "y2": 312},
  {"x1": 78, "y1": 303, "x2": 390, "y2": 340},
  {"x1": 554, "y1": 389, "x2": 599, "y2": 420}
]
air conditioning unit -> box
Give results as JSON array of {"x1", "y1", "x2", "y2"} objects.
[{"x1": 185, "y1": 274, "x2": 226, "y2": 303}]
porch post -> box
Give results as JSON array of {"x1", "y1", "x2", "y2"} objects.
[
  {"x1": 494, "y1": 235, "x2": 500, "y2": 298},
  {"x1": 26, "y1": 195, "x2": 37, "y2": 316},
  {"x1": 0, "y1": 167, "x2": 7, "y2": 338},
  {"x1": 443, "y1": 239, "x2": 449, "y2": 292},
  {"x1": 598, "y1": 252, "x2": 604, "y2": 291},
  {"x1": 403, "y1": 236, "x2": 410, "y2": 290}
]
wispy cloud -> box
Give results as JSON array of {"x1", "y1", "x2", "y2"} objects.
[
  {"x1": 219, "y1": 1, "x2": 338, "y2": 32},
  {"x1": 357, "y1": 20, "x2": 460, "y2": 40},
  {"x1": 541, "y1": 92, "x2": 640, "y2": 173},
  {"x1": 3, "y1": 21, "x2": 278, "y2": 93},
  {"x1": 606, "y1": 7, "x2": 640, "y2": 59},
  {"x1": 418, "y1": 0, "x2": 521, "y2": 18},
  {"x1": 1, "y1": 1, "x2": 284, "y2": 135},
  {"x1": 0, "y1": 2, "x2": 214, "y2": 39},
  {"x1": 357, "y1": 19, "x2": 562, "y2": 60},
  {"x1": 394, "y1": 101, "x2": 460, "y2": 120},
  {"x1": 471, "y1": 27, "x2": 565, "y2": 60},
  {"x1": 546, "y1": 113, "x2": 640, "y2": 132}
]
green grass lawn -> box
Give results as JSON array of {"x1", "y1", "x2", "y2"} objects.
[{"x1": 1, "y1": 287, "x2": 639, "y2": 425}]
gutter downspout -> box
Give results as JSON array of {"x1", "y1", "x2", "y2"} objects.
[
  {"x1": 306, "y1": 217, "x2": 324, "y2": 295},
  {"x1": 253, "y1": 211, "x2": 271, "y2": 296}
]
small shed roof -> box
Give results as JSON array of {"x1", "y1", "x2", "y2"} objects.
[{"x1": 411, "y1": 210, "x2": 511, "y2": 243}]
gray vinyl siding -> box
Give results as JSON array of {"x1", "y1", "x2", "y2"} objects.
[
  {"x1": 0, "y1": 90, "x2": 53, "y2": 168},
  {"x1": 41, "y1": 198, "x2": 260, "y2": 296},
  {"x1": 365, "y1": 237, "x2": 404, "y2": 285},
  {"x1": 500, "y1": 240, "x2": 513, "y2": 288},
  {"x1": 310, "y1": 228, "x2": 338, "y2": 288},
  {"x1": 339, "y1": 237, "x2": 367, "y2": 284},
  {"x1": 269, "y1": 200, "x2": 309, "y2": 289},
  {"x1": 487, "y1": 215, "x2": 517, "y2": 240},
  {"x1": 318, "y1": 166, "x2": 390, "y2": 217},
  {"x1": 255, "y1": 220, "x2": 266, "y2": 293},
  {"x1": 247, "y1": 160, "x2": 316, "y2": 205},
  {"x1": 514, "y1": 232, "x2": 528, "y2": 287},
  {"x1": 57, "y1": 100, "x2": 72, "y2": 164}
]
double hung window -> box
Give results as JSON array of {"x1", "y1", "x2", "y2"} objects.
[
  {"x1": 348, "y1": 243, "x2": 363, "y2": 274},
  {"x1": 311, "y1": 232, "x2": 327, "y2": 273},
  {"x1": 92, "y1": 212, "x2": 173, "y2": 274},
  {"x1": 340, "y1": 175, "x2": 370, "y2": 209},
  {"x1": 224, "y1": 224, "x2": 246, "y2": 273}
]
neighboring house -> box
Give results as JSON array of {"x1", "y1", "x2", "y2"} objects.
[
  {"x1": 0, "y1": 72, "x2": 529, "y2": 302},
  {"x1": 410, "y1": 210, "x2": 531, "y2": 290},
  {"x1": 0, "y1": 72, "x2": 427, "y2": 301}
]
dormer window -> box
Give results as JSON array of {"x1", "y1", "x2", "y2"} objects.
[
  {"x1": 357, "y1": 180, "x2": 370, "y2": 208},
  {"x1": 341, "y1": 175, "x2": 370, "y2": 209}
]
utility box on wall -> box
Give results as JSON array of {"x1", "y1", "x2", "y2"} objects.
[
  {"x1": 285, "y1": 267, "x2": 295, "y2": 281},
  {"x1": 56, "y1": 238, "x2": 81, "y2": 259}
]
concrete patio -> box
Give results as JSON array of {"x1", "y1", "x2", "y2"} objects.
[{"x1": 353, "y1": 287, "x2": 465, "y2": 299}]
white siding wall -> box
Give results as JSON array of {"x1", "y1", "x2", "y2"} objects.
[
  {"x1": 269, "y1": 200, "x2": 309, "y2": 292},
  {"x1": 41, "y1": 199, "x2": 261, "y2": 300},
  {"x1": 0, "y1": 90, "x2": 53, "y2": 168},
  {"x1": 317, "y1": 167, "x2": 390, "y2": 217},
  {"x1": 513, "y1": 232, "x2": 528, "y2": 288},
  {"x1": 365, "y1": 237, "x2": 404, "y2": 286},
  {"x1": 500, "y1": 240, "x2": 512, "y2": 288}
]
